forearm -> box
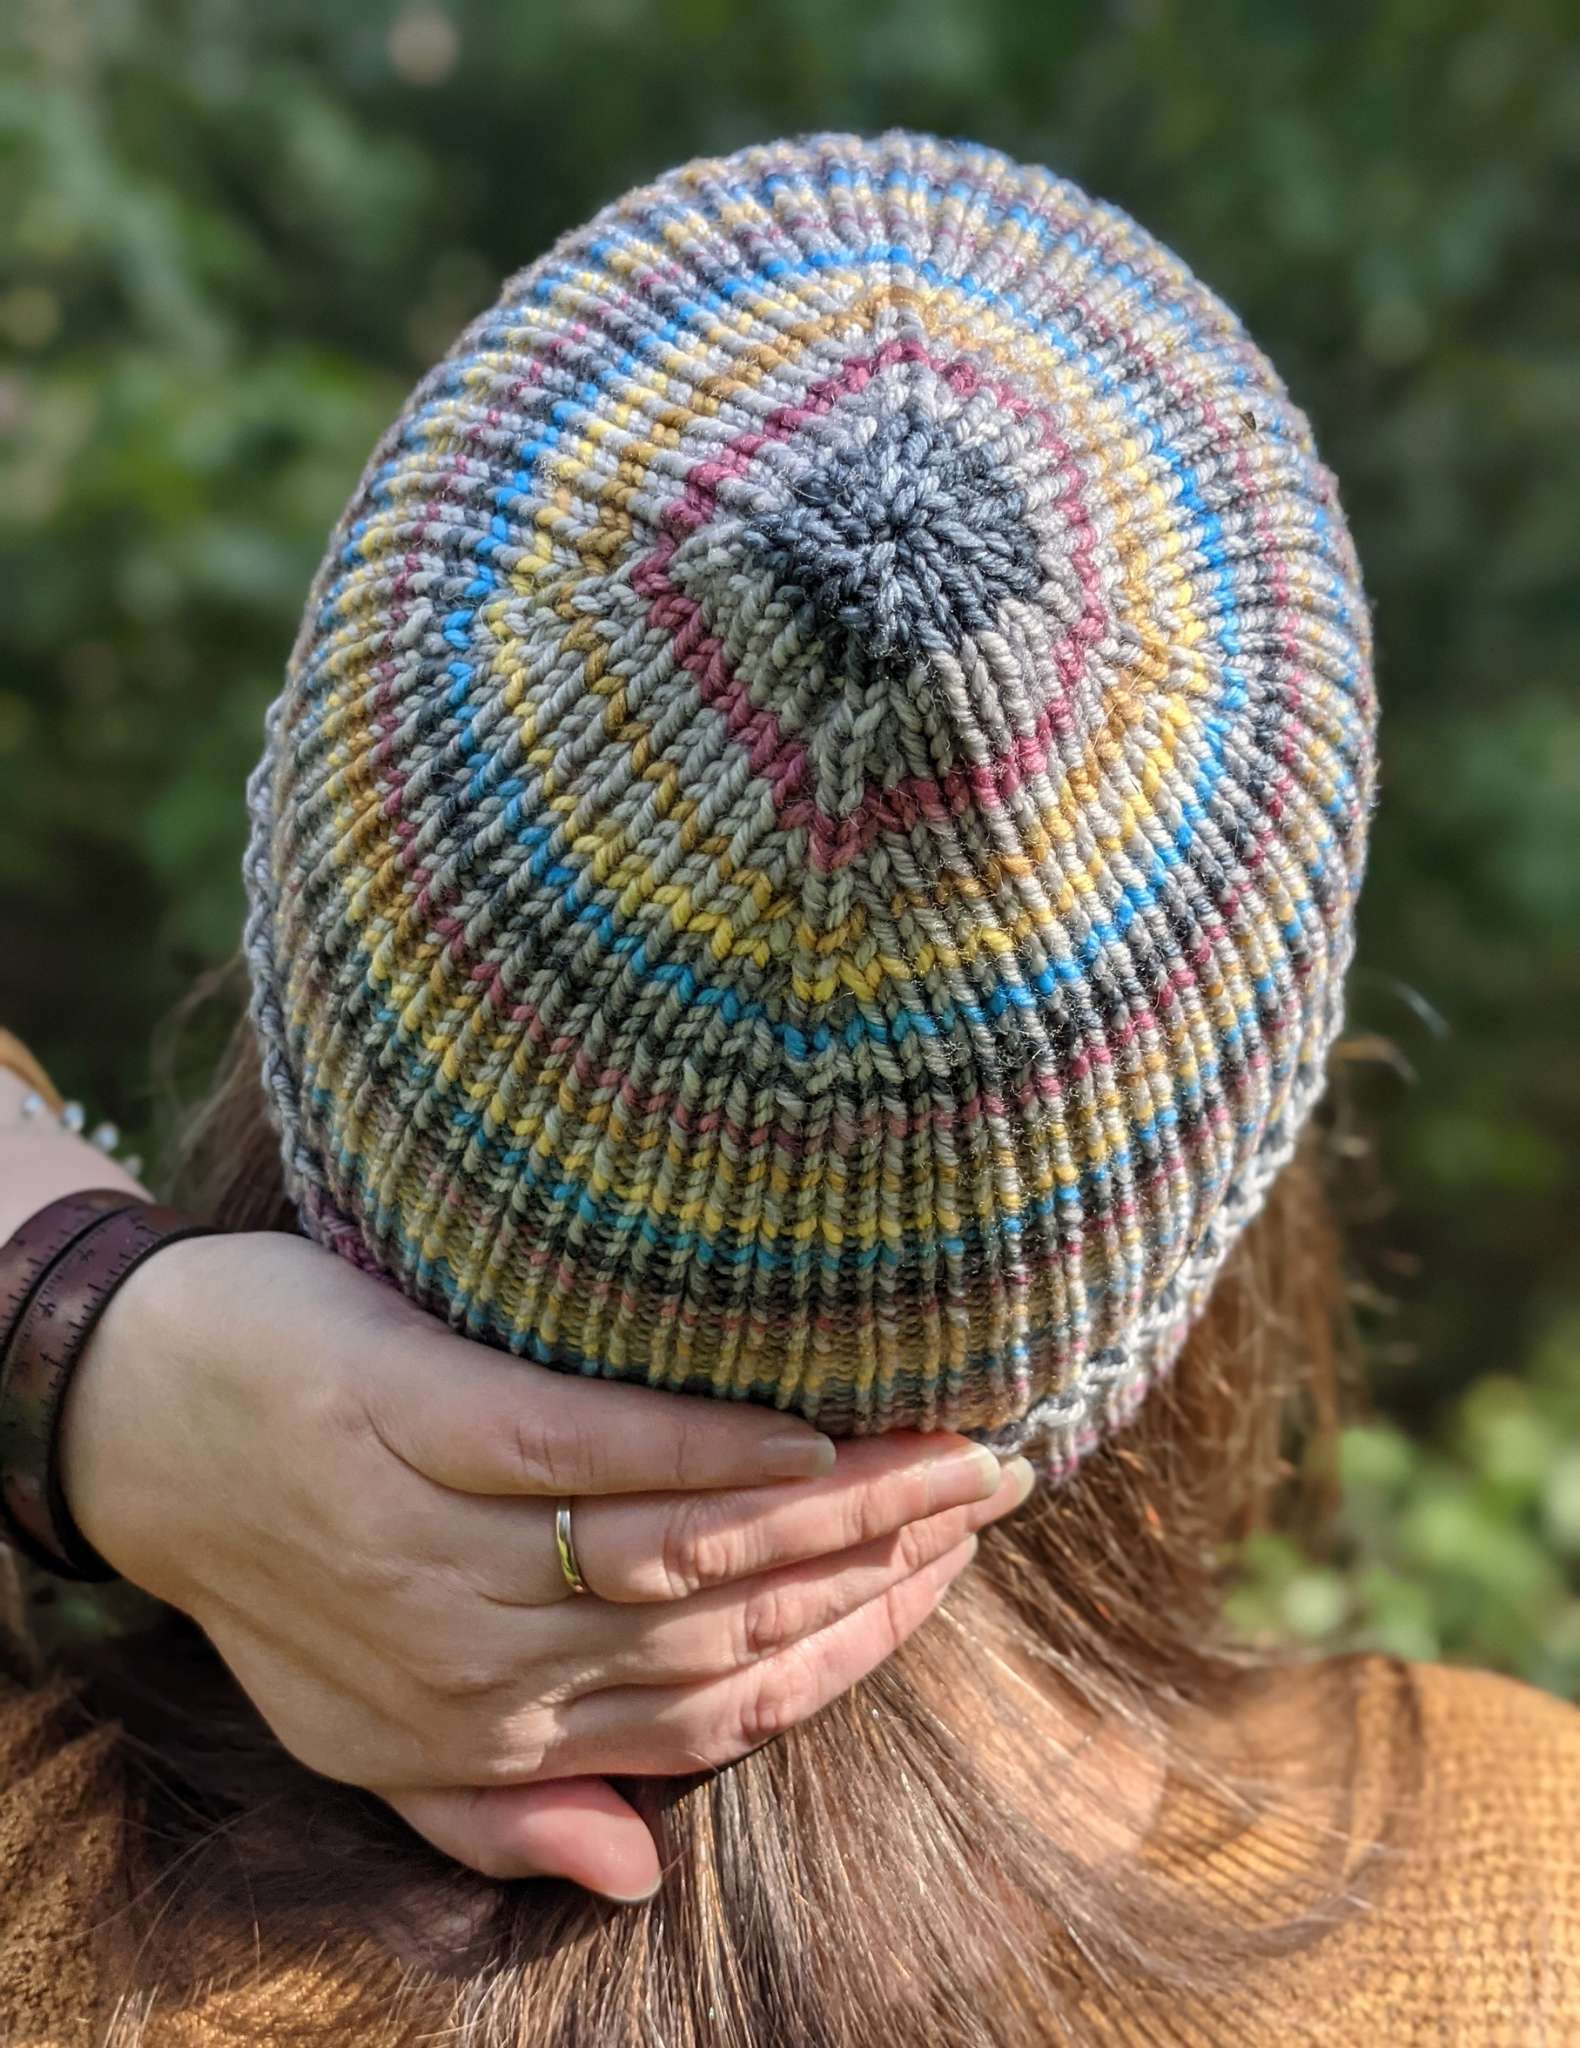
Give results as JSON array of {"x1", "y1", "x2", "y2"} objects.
[{"x1": 0, "y1": 1057, "x2": 148, "y2": 1239}]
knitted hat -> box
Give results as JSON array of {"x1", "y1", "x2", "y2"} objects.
[{"x1": 244, "y1": 131, "x2": 1375, "y2": 1474}]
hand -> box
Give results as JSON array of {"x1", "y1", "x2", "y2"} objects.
[{"x1": 58, "y1": 1227, "x2": 1030, "y2": 1897}]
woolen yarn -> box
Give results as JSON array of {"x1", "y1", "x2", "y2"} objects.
[{"x1": 244, "y1": 131, "x2": 1376, "y2": 1473}]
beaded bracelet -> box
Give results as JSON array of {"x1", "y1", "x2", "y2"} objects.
[
  {"x1": 0, "y1": 1026, "x2": 143, "y2": 1181},
  {"x1": 18, "y1": 1093, "x2": 140, "y2": 1180}
]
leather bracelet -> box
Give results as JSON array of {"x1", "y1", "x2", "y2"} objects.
[
  {"x1": 0, "y1": 1189, "x2": 142, "y2": 1360},
  {"x1": 0, "y1": 1195, "x2": 217, "y2": 1580}
]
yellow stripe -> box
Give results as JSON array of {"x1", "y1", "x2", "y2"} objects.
[{"x1": 317, "y1": 271, "x2": 1221, "y2": 1143}]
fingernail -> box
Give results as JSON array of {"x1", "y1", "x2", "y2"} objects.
[
  {"x1": 924, "y1": 1442, "x2": 1004, "y2": 1512},
  {"x1": 1003, "y1": 1455, "x2": 1036, "y2": 1507},
  {"x1": 606, "y1": 1873, "x2": 664, "y2": 1905},
  {"x1": 756, "y1": 1430, "x2": 838, "y2": 1479}
]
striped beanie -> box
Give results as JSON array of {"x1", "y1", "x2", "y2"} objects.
[{"x1": 243, "y1": 131, "x2": 1375, "y2": 1474}]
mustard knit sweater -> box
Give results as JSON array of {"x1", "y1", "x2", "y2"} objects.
[{"x1": 2, "y1": 1551, "x2": 1577, "y2": 2045}]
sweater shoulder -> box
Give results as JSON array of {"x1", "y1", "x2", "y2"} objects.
[
  {"x1": 1406, "y1": 1654, "x2": 1580, "y2": 1780},
  {"x1": 1257, "y1": 1656, "x2": 1580, "y2": 2043},
  {"x1": 1402, "y1": 1657, "x2": 1580, "y2": 1909}
]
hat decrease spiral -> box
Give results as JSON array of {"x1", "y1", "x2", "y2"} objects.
[{"x1": 244, "y1": 131, "x2": 1375, "y2": 1473}]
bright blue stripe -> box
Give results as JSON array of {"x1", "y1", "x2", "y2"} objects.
[
  {"x1": 298, "y1": 1006, "x2": 1289, "y2": 1283},
  {"x1": 304, "y1": 226, "x2": 1357, "y2": 841},
  {"x1": 290, "y1": 196, "x2": 1355, "y2": 1069},
  {"x1": 336, "y1": 666, "x2": 1341, "y2": 1059},
  {"x1": 374, "y1": 690, "x2": 1341, "y2": 1060}
]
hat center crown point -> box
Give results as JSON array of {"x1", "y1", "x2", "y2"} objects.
[{"x1": 743, "y1": 399, "x2": 1041, "y2": 679}]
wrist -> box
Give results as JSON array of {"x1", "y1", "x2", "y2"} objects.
[
  {"x1": 1, "y1": 1197, "x2": 216, "y2": 1584},
  {"x1": 54, "y1": 1230, "x2": 216, "y2": 1595}
]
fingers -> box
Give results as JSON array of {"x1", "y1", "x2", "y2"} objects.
[
  {"x1": 381, "y1": 1517, "x2": 983, "y2": 1893},
  {"x1": 548, "y1": 1533, "x2": 980, "y2": 1779},
  {"x1": 566, "y1": 1433, "x2": 1007, "y2": 1604},
  {"x1": 361, "y1": 1337, "x2": 839, "y2": 1496},
  {"x1": 549, "y1": 1455, "x2": 1033, "y2": 1688},
  {"x1": 385, "y1": 1778, "x2": 661, "y2": 1896},
  {"x1": 439, "y1": 1433, "x2": 1010, "y2": 1608},
  {"x1": 216, "y1": 1467, "x2": 1023, "y2": 1811},
  {"x1": 351, "y1": 1460, "x2": 1026, "y2": 1787}
]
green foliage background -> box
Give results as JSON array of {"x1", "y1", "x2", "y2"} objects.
[{"x1": 3, "y1": 0, "x2": 1577, "y2": 1690}]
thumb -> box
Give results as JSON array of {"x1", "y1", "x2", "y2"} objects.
[{"x1": 385, "y1": 1777, "x2": 663, "y2": 1900}]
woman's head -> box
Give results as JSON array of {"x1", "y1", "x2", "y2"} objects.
[
  {"x1": 240, "y1": 130, "x2": 1375, "y2": 1477},
  {"x1": 97, "y1": 134, "x2": 1381, "y2": 2044}
]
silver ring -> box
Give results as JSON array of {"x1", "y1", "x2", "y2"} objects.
[{"x1": 554, "y1": 1498, "x2": 590, "y2": 1597}]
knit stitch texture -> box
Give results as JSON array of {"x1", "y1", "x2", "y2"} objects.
[{"x1": 243, "y1": 131, "x2": 1376, "y2": 1471}]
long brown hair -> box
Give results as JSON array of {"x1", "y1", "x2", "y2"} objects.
[{"x1": 70, "y1": 995, "x2": 1403, "y2": 2047}]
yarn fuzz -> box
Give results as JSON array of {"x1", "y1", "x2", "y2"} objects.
[{"x1": 244, "y1": 132, "x2": 1376, "y2": 1474}]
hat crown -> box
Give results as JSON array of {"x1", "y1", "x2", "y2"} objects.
[{"x1": 740, "y1": 393, "x2": 1042, "y2": 675}]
